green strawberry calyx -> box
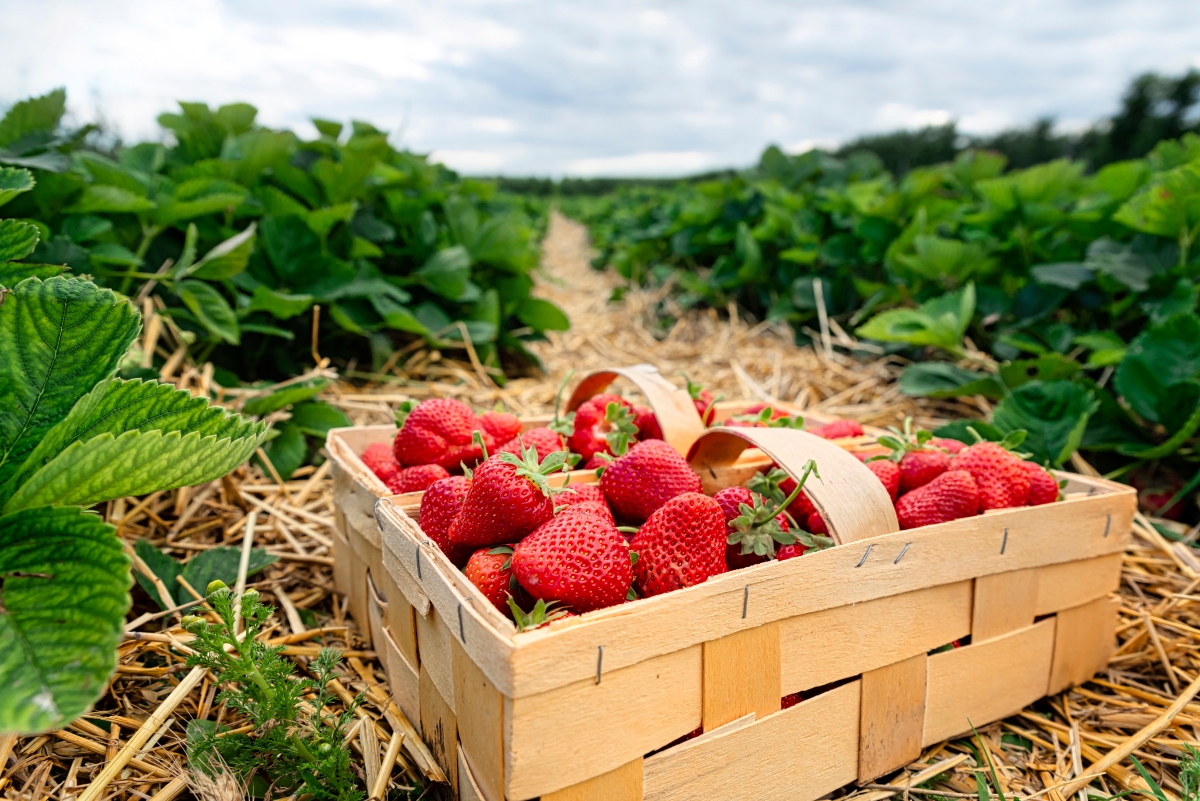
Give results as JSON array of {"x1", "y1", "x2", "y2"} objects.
[
  {"x1": 963, "y1": 425, "x2": 1032, "y2": 458},
  {"x1": 603, "y1": 402, "x2": 639, "y2": 457},
  {"x1": 508, "y1": 596, "x2": 570, "y2": 632},
  {"x1": 725, "y1": 406, "x2": 804, "y2": 429},
  {"x1": 732, "y1": 459, "x2": 821, "y2": 557},
  {"x1": 876, "y1": 417, "x2": 935, "y2": 462},
  {"x1": 499, "y1": 440, "x2": 573, "y2": 498},
  {"x1": 394, "y1": 399, "x2": 417, "y2": 428},
  {"x1": 489, "y1": 544, "x2": 515, "y2": 570}
]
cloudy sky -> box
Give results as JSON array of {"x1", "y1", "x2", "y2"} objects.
[{"x1": 4, "y1": 0, "x2": 1200, "y2": 176}]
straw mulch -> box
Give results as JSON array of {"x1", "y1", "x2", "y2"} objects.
[{"x1": 3, "y1": 214, "x2": 1199, "y2": 801}]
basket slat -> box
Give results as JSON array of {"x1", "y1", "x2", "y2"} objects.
[
  {"x1": 419, "y1": 663, "x2": 458, "y2": 793},
  {"x1": 1034, "y1": 553, "x2": 1122, "y2": 615},
  {"x1": 973, "y1": 568, "x2": 1039, "y2": 642},
  {"x1": 453, "y1": 638, "x2": 505, "y2": 801},
  {"x1": 382, "y1": 625, "x2": 420, "y2": 728},
  {"x1": 858, "y1": 653, "x2": 926, "y2": 782},
  {"x1": 1048, "y1": 595, "x2": 1120, "y2": 695},
  {"x1": 702, "y1": 622, "x2": 782, "y2": 731},
  {"x1": 542, "y1": 758, "x2": 644, "y2": 801}
]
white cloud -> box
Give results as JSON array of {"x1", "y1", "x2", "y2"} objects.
[
  {"x1": 3, "y1": 0, "x2": 1200, "y2": 175},
  {"x1": 428, "y1": 149, "x2": 511, "y2": 172}
]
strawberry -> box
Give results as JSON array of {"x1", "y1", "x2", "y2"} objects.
[
  {"x1": 557, "y1": 500, "x2": 615, "y2": 526},
  {"x1": 724, "y1": 404, "x2": 803, "y2": 429},
  {"x1": 508, "y1": 597, "x2": 573, "y2": 631},
  {"x1": 680, "y1": 373, "x2": 721, "y2": 425},
  {"x1": 630, "y1": 492, "x2": 727, "y2": 597},
  {"x1": 448, "y1": 445, "x2": 572, "y2": 548},
  {"x1": 556, "y1": 483, "x2": 606, "y2": 507},
  {"x1": 812, "y1": 419, "x2": 864, "y2": 439},
  {"x1": 361, "y1": 442, "x2": 400, "y2": 486},
  {"x1": 393, "y1": 398, "x2": 493, "y2": 469},
  {"x1": 511, "y1": 509, "x2": 634, "y2": 612},
  {"x1": 865, "y1": 459, "x2": 900, "y2": 501},
  {"x1": 499, "y1": 426, "x2": 565, "y2": 461},
  {"x1": 388, "y1": 464, "x2": 450, "y2": 494},
  {"x1": 807, "y1": 511, "x2": 828, "y2": 535},
  {"x1": 633, "y1": 405, "x2": 663, "y2": 441},
  {"x1": 480, "y1": 410, "x2": 522, "y2": 444},
  {"x1": 418, "y1": 475, "x2": 475, "y2": 566},
  {"x1": 1023, "y1": 461, "x2": 1059, "y2": 506},
  {"x1": 715, "y1": 487, "x2": 790, "y2": 569},
  {"x1": 895, "y1": 470, "x2": 980, "y2": 530},
  {"x1": 878, "y1": 417, "x2": 953, "y2": 493},
  {"x1": 776, "y1": 543, "x2": 808, "y2": 560},
  {"x1": 748, "y1": 467, "x2": 817, "y2": 520},
  {"x1": 464, "y1": 546, "x2": 517, "y2": 613},
  {"x1": 932, "y1": 437, "x2": 966, "y2": 454},
  {"x1": 600, "y1": 439, "x2": 702, "y2": 523},
  {"x1": 781, "y1": 692, "x2": 803, "y2": 710},
  {"x1": 953, "y1": 441, "x2": 1031, "y2": 510},
  {"x1": 568, "y1": 393, "x2": 638, "y2": 461}
]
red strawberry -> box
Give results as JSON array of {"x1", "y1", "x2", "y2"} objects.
[
  {"x1": 806, "y1": 511, "x2": 828, "y2": 534},
  {"x1": 557, "y1": 500, "x2": 615, "y2": 526},
  {"x1": 393, "y1": 398, "x2": 493, "y2": 469},
  {"x1": 895, "y1": 470, "x2": 980, "y2": 530},
  {"x1": 418, "y1": 476, "x2": 475, "y2": 566},
  {"x1": 1022, "y1": 461, "x2": 1059, "y2": 506},
  {"x1": 448, "y1": 445, "x2": 572, "y2": 548},
  {"x1": 556, "y1": 483, "x2": 605, "y2": 507},
  {"x1": 865, "y1": 459, "x2": 900, "y2": 501},
  {"x1": 777, "y1": 543, "x2": 807, "y2": 560},
  {"x1": 813, "y1": 419, "x2": 864, "y2": 439},
  {"x1": 568, "y1": 393, "x2": 637, "y2": 461},
  {"x1": 633, "y1": 405, "x2": 663, "y2": 441},
  {"x1": 600, "y1": 439, "x2": 702, "y2": 523},
  {"x1": 715, "y1": 487, "x2": 789, "y2": 569},
  {"x1": 464, "y1": 546, "x2": 517, "y2": 613},
  {"x1": 781, "y1": 692, "x2": 803, "y2": 710},
  {"x1": 388, "y1": 464, "x2": 450, "y2": 494},
  {"x1": 584, "y1": 454, "x2": 607, "y2": 470},
  {"x1": 932, "y1": 437, "x2": 966, "y2": 454},
  {"x1": 480, "y1": 410, "x2": 522, "y2": 444},
  {"x1": 898, "y1": 450, "x2": 950, "y2": 493},
  {"x1": 953, "y1": 442, "x2": 1031, "y2": 510},
  {"x1": 630, "y1": 492, "x2": 727, "y2": 597},
  {"x1": 499, "y1": 426, "x2": 565, "y2": 461},
  {"x1": 511, "y1": 510, "x2": 633, "y2": 612},
  {"x1": 724, "y1": 403, "x2": 796, "y2": 428},
  {"x1": 361, "y1": 442, "x2": 400, "y2": 486}
]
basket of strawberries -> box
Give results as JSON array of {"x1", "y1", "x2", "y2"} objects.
[{"x1": 331, "y1": 366, "x2": 1134, "y2": 801}]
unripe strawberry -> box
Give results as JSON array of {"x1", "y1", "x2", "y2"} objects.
[
  {"x1": 895, "y1": 470, "x2": 980, "y2": 530},
  {"x1": 600, "y1": 439, "x2": 702, "y2": 523}
]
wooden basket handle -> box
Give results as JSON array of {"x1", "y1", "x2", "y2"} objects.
[
  {"x1": 687, "y1": 427, "x2": 899, "y2": 545},
  {"x1": 565, "y1": 365, "x2": 707, "y2": 456}
]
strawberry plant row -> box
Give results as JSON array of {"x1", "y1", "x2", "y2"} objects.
[{"x1": 325, "y1": 367, "x2": 1133, "y2": 800}]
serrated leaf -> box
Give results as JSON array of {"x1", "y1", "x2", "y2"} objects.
[
  {"x1": 0, "y1": 218, "x2": 40, "y2": 262},
  {"x1": 246, "y1": 285, "x2": 313, "y2": 320},
  {"x1": 3, "y1": 402, "x2": 267, "y2": 513},
  {"x1": 857, "y1": 283, "x2": 975, "y2": 353},
  {"x1": 257, "y1": 421, "x2": 306, "y2": 481},
  {"x1": 1114, "y1": 161, "x2": 1200, "y2": 239},
  {"x1": 0, "y1": 506, "x2": 130, "y2": 734},
  {"x1": 1114, "y1": 313, "x2": 1200, "y2": 423},
  {"x1": 176, "y1": 280, "x2": 240, "y2": 344},
  {"x1": 183, "y1": 223, "x2": 256, "y2": 280},
  {"x1": 416, "y1": 245, "x2": 473, "y2": 300},
  {"x1": 133, "y1": 539, "x2": 182, "y2": 610},
  {"x1": 0, "y1": 263, "x2": 64, "y2": 287},
  {"x1": 0, "y1": 88, "x2": 66, "y2": 150},
  {"x1": 897, "y1": 362, "x2": 1006, "y2": 400},
  {"x1": 0, "y1": 277, "x2": 140, "y2": 498},
  {"x1": 991, "y1": 380, "x2": 1098, "y2": 467},
  {"x1": 0, "y1": 166, "x2": 35, "y2": 209},
  {"x1": 242, "y1": 377, "x2": 331, "y2": 416}
]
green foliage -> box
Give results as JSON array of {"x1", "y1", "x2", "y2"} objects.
[
  {"x1": 134, "y1": 540, "x2": 278, "y2": 610},
  {"x1": 0, "y1": 90, "x2": 565, "y2": 382},
  {"x1": 184, "y1": 586, "x2": 364, "y2": 800},
  {"x1": 0, "y1": 276, "x2": 266, "y2": 734}
]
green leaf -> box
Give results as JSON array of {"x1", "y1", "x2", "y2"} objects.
[
  {"x1": 894, "y1": 237, "x2": 995, "y2": 284},
  {"x1": 1141, "y1": 278, "x2": 1198, "y2": 324},
  {"x1": 60, "y1": 215, "x2": 113, "y2": 243},
  {"x1": 516, "y1": 297, "x2": 570, "y2": 332},
  {"x1": 180, "y1": 547, "x2": 278, "y2": 595},
  {"x1": 1122, "y1": 383, "x2": 1200, "y2": 460},
  {"x1": 0, "y1": 167, "x2": 35, "y2": 209},
  {"x1": 0, "y1": 219, "x2": 40, "y2": 262},
  {"x1": 1073, "y1": 332, "x2": 1127, "y2": 368},
  {"x1": 68, "y1": 185, "x2": 156, "y2": 214},
  {"x1": 416, "y1": 245, "x2": 473, "y2": 300},
  {"x1": 898, "y1": 363, "x2": 1007, "y2": 400},
  {"x1": 184, "y1": 223, "x2": 256, "y2": 281},
  {"x1": 258, "y1": 421, "x2": 306, "y2": 481},
  {"x1": 1114, "y1": 313, "x2": 1200, "y2": 423},
  {"x1": 246, "y1": 285, "x2": 313, "y2": 320},
  {"x1": 0, "y1": 263, "x2": 64, "y2": 287},
  {"x1": 998, "y1": 355, "x2": 1081, "y2": 390},
  {"x1": 1114, "y1": 161, "x2": 1200, "y2": 239},
  {"x1": 242, "y1": 377, "x2": 331, "y2": 416},
  {"x1": 0, "y1": 88, "x2": 66, "y2": 150},
  {"x1": 88, "y1": 242, "x2": 141, "y2": 268},
  {"x1": 857, "y1": 283, "x2": 975, "y2": 353},
  {"x1": 133, "y1": 539, "x2": 182, "y2": 610},
  {"x1": 1030, "y1": 262, "x2": 1093, "y2": 289},
  {"x1": 307, "y1": 202, "x2": 357, "y2": 237},
  {"x1": 0, "y1": 277, "x2": 140, "y2": 498},
  {"x1": 933, "y1": 420, "x2": 1006, "y2": 445},
  {"x1": 0, "y1": 506, "x2": 130, "y2": 734},
  {"x1": 991, "y1": 380, "x2": 1098, "y2": 467},
  {"x1": 289, "y1": 400, "x2": 351, "y2": 438},
  {"x1": 176, "y1": 280, "x2": 240, "y2": 344}
]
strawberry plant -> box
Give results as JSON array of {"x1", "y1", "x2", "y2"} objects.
[{"x1": 0, "y1": 247, "x2": 266, "y2": 732}]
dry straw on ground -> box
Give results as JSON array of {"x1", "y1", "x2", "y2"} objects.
[{"x1": 3, "y1": 214, "x2": 1199, "y2": 801}]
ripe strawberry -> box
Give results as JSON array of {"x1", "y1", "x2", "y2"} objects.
[
  {"x1": 600, "y1": 439, "x2": 702, "y2": 523},
  {"x1": 568, "y1": 393, "x2": 638, "y2": 461},
  {"x1": 1022, "y1": 461, "x2": 1059, "y2": 506},
  {"x1": 953, "y1": 441, "x2": 1031, "y2": 510},
  {"x1": 777, "y1": 543, "x2": 808, "y2": 560},
  {"x1": 898, "y1": 450, "x2": 950, "y2": 493},
  {"x1": 480, "y1": 410, "x2": 522, "y2": 444},
  {"x1": 931, "y1": 437, "x2": 966, "y2": 454},
  {"x1": 361, "y1": 442, "x2": 400, "y2": 486},
  {"x1": 556, "y1": 483, "x2": 605, "y2": 507},
  {"x1": 807, "y1": 511, "x2": 828, "y2": 534},
  {"x1": 724, "y1": 404, "x2": 801, "y2": 428},
  {"x1": 511, "y1": 509, "x2": 634, "y2": 612},
  {"x1": 557, "y1": 500, "x2": 615, "y2": 526},
  {"x1": 448, "y1": 445, "x2": 572, "y2": 548},
  {"x1": 781, "y1": 692, "x2": 803, "y2": 710},
  {"x1": 633, "y1": 405, "x2": 663, "y2": 441},
  {"x1": 499, "y1": 426, "x2": 565, "y2": 461},
  {"x1": 630, "y1": 492, "x2": 727, "y2": 597},
  {"x1": 895, "y1": 470, "x2": 980, "y2": 530},
  {"x1": 418, "y1": 475, "x2": 475, "y2": 566},
  {"x1": 865, "y1": 459, "x2": 900, "y2": 501},
  {"x1": 464, "y1": 546, "x2": 517, "y2": 613},
  {"x1": 813, "y1": 419, "x2": 864, "y2": 439},
  {"x1": 715, "y1": 487, "x2": 790, "y2": 569},
  {"x1": 393, "y1": 398, "x2": 493, "y2": 469},
  {"x1": 388, "y1": 464, "x2": 450, "y2": 494}
]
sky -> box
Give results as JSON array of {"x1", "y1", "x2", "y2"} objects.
[{"x1": 3, "y1": 0, "x2": 1200, "y2": 177}]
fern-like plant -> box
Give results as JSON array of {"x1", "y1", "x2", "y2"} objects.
[{"x1": 0, "y1": 232, "x2": 268, "y2": 733}]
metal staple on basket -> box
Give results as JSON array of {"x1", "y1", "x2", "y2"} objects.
[
  {"x1": 893, "y1": 542, "x2": 911, "y2": 564},
  {"x1": 855, "y1": 543, "x2": 873, "y2": 567},
  {"x1": 1001, "y1": 528, "x2": 1009, "y2": 554},
  {"x1": 373, "y1": 496, "x2": 392, "y2": 532}
]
